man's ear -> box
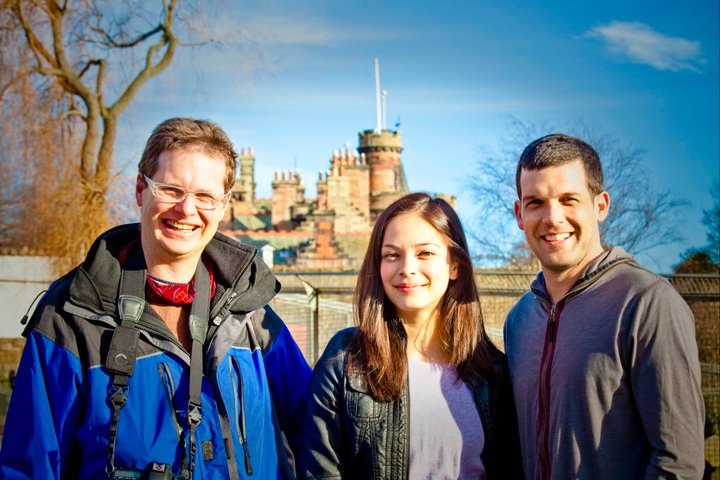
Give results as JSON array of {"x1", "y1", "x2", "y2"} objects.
[
  {"x1": 221, "y1": 198, "x2": 231, "y2": 217},
  {"x1": 514, "y1": 200, "x2": 524, "y2": 230},
  {"x1": 135, "y1": 174, "x2": 145, "y2": 207},
  {"x1": 595, "y1": 191, "x2": 610, "y2": 221}
]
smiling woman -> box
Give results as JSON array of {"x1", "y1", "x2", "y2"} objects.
[
  {"x1": 379, "y1": 211, "x2": 459, "y2": 351},
  {"x1": 300, "y1": 192, "x2": 524, "y2": 479}
]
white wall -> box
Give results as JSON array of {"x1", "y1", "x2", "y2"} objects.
[{"x1": 0, "y1": 256, "x2": 56, "y2": 338}]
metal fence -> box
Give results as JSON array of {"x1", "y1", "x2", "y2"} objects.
[
  {"x1": 0, "y1": 271, "x2": 717, "y2": 470},
  {"x1": 272, "y1": 271, "x2": 720, "y2": 473}
]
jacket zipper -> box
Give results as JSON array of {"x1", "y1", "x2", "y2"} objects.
[
  {"x1": 536, "y1": 302, "x2": 564, "y2": 480},
  {"x1": 230, "y1": 356, "x2": 253, "y2": 475},
  {"x1": 157, "y1": 362, "x2": 183, "y2": 442}
]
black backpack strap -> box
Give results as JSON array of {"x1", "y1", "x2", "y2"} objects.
[
  {"x1": 184, "y1": 260, "x2": 211, "y2": 479},
  {"x1": 104, "y1": 251, "x2": 212, "y2": 480},
  {"x1": 105, "y1": 251, "x2": 146, "y2": 477}
]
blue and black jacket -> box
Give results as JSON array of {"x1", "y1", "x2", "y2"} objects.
[{"x1": 0, "y1": 224, "x2": 311, "y2": 479}]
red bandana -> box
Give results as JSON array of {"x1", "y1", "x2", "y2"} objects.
[
  {"x1": 145, "y1": 263, "x2": 216, "y2": 306},
  {"x1": 118, "y1": 240, "x2": 216, "y2": 306}
]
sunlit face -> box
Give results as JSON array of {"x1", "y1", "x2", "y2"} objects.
[
  {"x1": 514, "y1": 159, "x2": 609, "y2": 281},
  {"x1": 380, "y1": 212, "x2": 458, "y2": 324},
  {"x1": 136, "y1": 148, "x2": 228, "y2": 267}
]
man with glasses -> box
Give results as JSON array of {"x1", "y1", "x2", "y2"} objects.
[{"x1": 0, "y1": 118, "x2": 311, "y2": 479}]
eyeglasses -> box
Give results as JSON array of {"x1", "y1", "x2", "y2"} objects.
[{"x1": 143, "y1": 175, "x2": 229, "y2": 210}]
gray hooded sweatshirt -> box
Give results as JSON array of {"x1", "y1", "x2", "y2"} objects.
[{"x1": 504, "y1": 247, "x2": 705, "y2": 480}]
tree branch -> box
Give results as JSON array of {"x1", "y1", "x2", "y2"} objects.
[
  {"x1": 106, "y1": 0, "x2": 179, "y2": 116},
  {"x1": 10, "y1": 0, "x2": 56, "y2": 68},
  {"x1": 89, "y1": 23, "x2": 164, "y2": 48}
]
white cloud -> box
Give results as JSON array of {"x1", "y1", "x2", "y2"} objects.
[
  {"x1": 247, "y1": 17, "x2": 384, "y2": 47},
  {"x1": 587, "y1": 21, "x2": 703, "y2": 72},
  {"x1": 211, "y1": 9, "x2": 408, "y2": 48}
]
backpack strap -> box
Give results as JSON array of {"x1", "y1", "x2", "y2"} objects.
[
  {"x1": 104, "y1": 249, "x2": 212, "y2": 480},
  {"x1": 105, "y1": 250, "x2": 146, "y2": 476},
  {"x1": 185, "y1": 260, "x2": 211, "y2": 478}
]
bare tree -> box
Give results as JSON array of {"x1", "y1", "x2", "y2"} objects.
[
  {"x1": 0, "y1": 0, "x2": 219, "y2": 272},
  {"x1": 674, "y1": 182, "x2": 720, "y2": 272},
  {"x1": 465, "y1": 118, "x2": 687, "y2": 268},
  {"x1": 0, "y1": 18, "x2": 80, "y2": 258},
  {"x1": 702, "y1": 181, "x2": 719, "y2": 264}
]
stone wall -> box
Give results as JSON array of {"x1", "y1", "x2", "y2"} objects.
[
  {"x1": 0, "y1": 338, "x2": 24, "y2": 385},
  {"x1": 0, "y1": 255, "x2": 56, "y2": 338}
]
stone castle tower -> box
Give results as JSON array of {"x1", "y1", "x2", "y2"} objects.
[
  {"x1": 220, "y1": 58, "x2": 458, "y2": 269},
  {"x1": 226, "y1": 147, "x2": 257, "y2": 219},
  {"x1": 358, "y1": 128, "x2": 407, "y2": 219},
  {"x1": 223, "y1": 127, "x2": 411, "y2": 270}
]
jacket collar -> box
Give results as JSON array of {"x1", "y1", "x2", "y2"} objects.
[{"x1": 67, "y1": 223, "x2": 279, "y2": 318}]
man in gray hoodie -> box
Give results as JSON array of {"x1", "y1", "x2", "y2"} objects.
[{"x1": 504, "y1": 133, "x2": 705, "y2": 479}]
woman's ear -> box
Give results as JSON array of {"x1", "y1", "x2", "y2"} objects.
[{"x1": 450, "y1": 262, "x2": 459, "y2": 281}]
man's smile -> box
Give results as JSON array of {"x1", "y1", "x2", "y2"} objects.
[{"x1": 542, "y1": 232, "x2": 572, "y2": 242}]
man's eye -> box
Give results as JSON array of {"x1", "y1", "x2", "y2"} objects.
[
  {"x1": 195, "y1": 192, "x2": 218, "y2": 202},
  {"x1": 159, "y1": 186, "x2": 184, "y2": 199}
]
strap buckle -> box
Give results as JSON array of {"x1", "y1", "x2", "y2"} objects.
[
  {"x1": 109, "y1": 385, "x2": 129, "y2": 408},
  {"x1": 187, "y1": 402, "x2": 202, "y2": 426}
]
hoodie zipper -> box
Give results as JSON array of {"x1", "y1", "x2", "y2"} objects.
[
  {"x1": 531, "y1": 258, "x2": 630, "y2": 479},
  {"x1": 230, "y1": 356, "x2": 253, "y2": 476},
  {"x1": 536, "y1": 302, "x2": 564, "y2": 480}
]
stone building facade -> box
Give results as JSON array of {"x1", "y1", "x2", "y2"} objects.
[{"x1": 222, "y1": 127, "x2": 451, "y2": 270}]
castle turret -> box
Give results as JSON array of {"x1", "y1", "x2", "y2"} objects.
[
  {"x1": 238, "y1": 147, "x2": 256, "y2": 206},
  {"x1": 358, "y1": 129, "x2": 407, "y2": 219},
  {"x1": 226, "y1": 146, "x2": 257, "y2": 221},
  {"x1": 316, "y1": 170, "x2": 329, "y2": 211}
]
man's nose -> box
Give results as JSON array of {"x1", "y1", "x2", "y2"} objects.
[
  {"x1": 543, "y1": 202, "x2": 566, "y2": 225},
  {"x1": 175, "y1": 193, "x2": 199, "y2": 215}
]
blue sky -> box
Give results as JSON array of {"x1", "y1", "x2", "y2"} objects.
[{"x1": 115, "y1": 0, "x2": 719, "y2": 273}]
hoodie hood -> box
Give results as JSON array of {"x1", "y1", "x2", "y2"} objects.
[{"x1": 531, "y1": 246, "x2": 637, "y2": 301}]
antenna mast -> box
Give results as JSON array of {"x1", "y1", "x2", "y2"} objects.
[
  {"x1": 382, "y1": 89, "x2": 388, "y2": 130},
  {"x1": 374, "y1": 58, "x2": 382, "y2": 133}
]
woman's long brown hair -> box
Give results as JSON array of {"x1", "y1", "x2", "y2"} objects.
[{"x1": 347, "y1": 192, "x2": 498, "y2": 401}]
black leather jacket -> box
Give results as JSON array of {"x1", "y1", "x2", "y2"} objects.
[{"x1": 300, "y1": 327, "x2": 523, "y2": 479}]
